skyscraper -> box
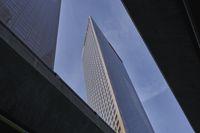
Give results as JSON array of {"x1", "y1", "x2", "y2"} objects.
[
  {"x1": 0, "y1": 0, "x2": 61, "y2": 69},
  {"x1": 82, "y1": 17, "x2": 154, "y2": 133}
]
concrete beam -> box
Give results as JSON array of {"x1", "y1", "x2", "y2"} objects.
[
  {"x1": 0, "y1": 22, "x2": 114, "y2": 133},
  {"x1": 122, "y1": 0, "x2": 200, "y2": 132}
]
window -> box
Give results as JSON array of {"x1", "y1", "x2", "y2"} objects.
[{"x1": 118, "y1": 127, "x2": 121, "y2": 133}]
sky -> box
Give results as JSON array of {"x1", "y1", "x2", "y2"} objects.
[{"x1": 54, "y1": 0, "x2": 194, "y2": 132}]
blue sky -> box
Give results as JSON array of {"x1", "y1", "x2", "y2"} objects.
[{"x1": 54, "y1": 0, "x2": 194, "y2": 132}]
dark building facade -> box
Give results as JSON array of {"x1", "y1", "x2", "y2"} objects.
[
  {"x1": 0, "y1": 20, "x2": 114, "y2": 133},
  {"x1": 0, "y1": 1, "x2": 115, "y2": 132},
  {"x1": 0, "y1": 0, "x2": 61, "y2": 69},
  {"x1": 122, "y1": 0, "x2": 200, "y2": 132}
]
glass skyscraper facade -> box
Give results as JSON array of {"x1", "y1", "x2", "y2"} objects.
[
  {"x1": 0, "y1": 0, "x2": 61, "y2": 69},
  {"x1": 82, "y1": 17, "x2": 154, "y2": 133}
]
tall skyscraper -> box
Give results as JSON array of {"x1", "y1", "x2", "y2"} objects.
[
  {"x1": 0, "y1": 0, "x2": 61, "y2": 69},
  {"x1": 82, "y1": 17, "x2": 154, "y2": 133}
]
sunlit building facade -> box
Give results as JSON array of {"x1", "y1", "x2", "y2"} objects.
[
  {"x1": 0, "y1": 0, "x2": 61, "y2": 69},
  {"x1": 82, "y1": 17, "x2": 154, "y2": 133}
]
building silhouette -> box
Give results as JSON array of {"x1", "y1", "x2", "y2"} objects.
[
  {"x1": 0, "y1": 0, "x2": 61, "y2": 69},
  {"x1": 122, "y1": 0, "x2": 200, "y2": 132},
  {"x1": 82, "y1": 17, "x2": 154, "y2": 133}
]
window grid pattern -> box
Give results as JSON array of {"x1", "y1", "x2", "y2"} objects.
[
  {"x1": 83, "y1": 19, "x2": 124, "y2": 133},
  {"x1": 0, "y1": 0, "x2": 61, "y2": 68}
]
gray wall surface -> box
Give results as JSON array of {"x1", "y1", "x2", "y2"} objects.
[
  {"x1": 0, "y1": 22, "x2": 114, "y2": 133},
  {"x1": 0, "y1": 0, "x2": 61, "y2": 69}
]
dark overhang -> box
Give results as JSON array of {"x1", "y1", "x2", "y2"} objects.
[
  {"x1": 122, "y1": 0, "x2": 200, "y2": 132},
  {"x1": 0, "y1": 21, "x2": 114, "y2": 133}
]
